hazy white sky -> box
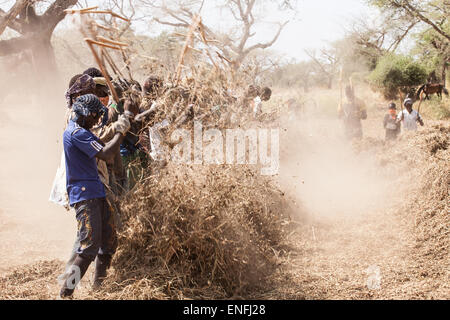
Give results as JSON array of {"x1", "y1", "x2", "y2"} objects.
[
  {"x1": 192, "y1": 0, "x2": 373, "y2": 61},
  {"x1": 273, "y1": 0, "x2": 373, "y2": 60},
  {"x1": 68, "y1": 0, "x2": 373, "y2": 62},
  {"x1": 1, "y1": 0, "x2": 373, "y2": 61}
]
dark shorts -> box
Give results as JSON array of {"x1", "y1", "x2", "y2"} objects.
[{"x1": 74, "y1": 198, "x2": 117, "y2": 260}]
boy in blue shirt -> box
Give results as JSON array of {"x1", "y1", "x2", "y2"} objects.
[{"x1": 60, "y1": 94, "x2": 132, "y2": 298}]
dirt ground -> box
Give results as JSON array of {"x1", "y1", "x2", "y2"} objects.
[
  {"x1": 0, "y1": 89, "x2": 448, "y2": 299},
  {"x1": 0, "y1": 95, "x2": 75, "y2": 275}
]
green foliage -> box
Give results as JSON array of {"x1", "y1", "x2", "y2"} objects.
[
  {"x1": 369, "y1": 54, "x2": 428, "y2": 99},
  {"x1": 413, "y1": 22, "x2": 450, "y2": 81}
]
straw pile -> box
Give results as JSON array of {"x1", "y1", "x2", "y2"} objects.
[
  {"x1": 100, "y1": 162, "x2": 296, "y2": 299},
  {"x1": 356, "y1": 122, "x2": 449, "y2": 266},
  {"x1": 408, "y1": 124, "x2": 449, "y2": 263}
]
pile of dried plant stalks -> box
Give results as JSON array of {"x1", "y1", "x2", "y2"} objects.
[
  {"x1": 100, "y1": 162, "x2": 295, "y2": 299},
  {"x1": 406, "y1": 124, "x2": 449, "y2": 264},
  {"x1": 139, "y1": 67, "x2": 255, "y2": 131},
  {"x1": 355, "y1": 122, "x2": 449, "y2": 267}
]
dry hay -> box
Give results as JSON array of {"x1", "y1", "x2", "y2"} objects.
[
  {"x1": 355, "y1": 122, "x2": 449, "y2": 272},
  {"x1": 95, "y1": 64, "x2": 295, "y2": 299},
  {"x1": 99, "y1": 163, "x2": 296, "y2": 299},
  {"x1": 0, "y1": 261, "x2": 62, "y2": 300},
  {"x1": 407, "y1": 124, "x2": 449, "y2": 264}
]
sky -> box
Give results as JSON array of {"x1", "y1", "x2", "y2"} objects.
[
  {"x1": 61, "y1": 0, "x2": 374, "y2": 62},
  {"x1": 183, "y1": 0, "x2": 374, "y2": 62},
  {"x1": 1, "y1": 0, "x2": 374, "y2": 61},
  {"x1": 272, "y1": 0, "x2": 373, "y2": 60}
]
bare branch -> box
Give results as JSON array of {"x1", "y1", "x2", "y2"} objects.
[
  {"x1": 393, "y1": 0, "x2": 450, "y2": 41},
  {"x1": 242, "y1": 21, "x2": 288, "y2": 55},
  {"x1": 0, "y1": 8, "x2": 23, "y2": 34},
  {"x1": 0, "y1": 0, "x2": 28, "y2": 35}
]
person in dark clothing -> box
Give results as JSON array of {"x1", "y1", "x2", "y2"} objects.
[
  {"x1": 338, "y1": 85, "x2": 367, "y2": 139},
  {"x1": 59, "y1": 94, "x2": 133, "y2": 298},
  {"x1": 383, "y1": 102, "x2": 401, "y2": 140}
]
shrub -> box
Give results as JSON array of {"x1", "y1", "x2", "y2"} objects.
[{"x1": 369, "y1": 54, "x2": 428, "y2": 100}]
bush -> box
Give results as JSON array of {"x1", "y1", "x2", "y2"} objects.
[{"x1": 369, "y1": 54, "x2": 428, "y2": 100}]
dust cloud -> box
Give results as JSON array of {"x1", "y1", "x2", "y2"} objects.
[
  {"x1": 278, "y1": 116, "x2": 395, "y2": 221},
  {"x1": 0, "y1": 76, "x2": 75, "y2": 274}
]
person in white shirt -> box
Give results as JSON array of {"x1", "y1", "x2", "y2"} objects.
[
  {"x1": 397, "y1": 98, "x2": 424, "y2": 131},
  {"x1": 253, "y1": 87, "x2": 272, "y2": 118}
]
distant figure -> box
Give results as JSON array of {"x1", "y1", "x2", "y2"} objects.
[
  {"x1": 286, "y1": 98, "x2": 303, "y2": 121},
  {"x1": 383, "y1": 102, "x2": 401, "y2": 140},
  {"x1": 397, "y1": 98, "x2": 424, "y2": 131},
  {"x1": 338, "y1": 85, "x2": 367, "y2": 139},
  {"x1": 253, "y1": 87, "x2": 272, "y2": 118}
]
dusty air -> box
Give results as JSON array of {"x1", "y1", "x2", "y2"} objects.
[{"x1": 0, "y1": 0, "x2": 448, "y2": 303}]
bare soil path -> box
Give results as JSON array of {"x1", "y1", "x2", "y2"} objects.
[
  {"x1": 0, "y1": 98, "x2": 75, "y2": 275},
  {"x1": 273, "y1": 108, "x2": 449, "y2": 299}
]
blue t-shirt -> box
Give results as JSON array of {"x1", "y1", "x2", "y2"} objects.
[{"x1": 63, "y1": 120, "x2": 106, "y2": 206}]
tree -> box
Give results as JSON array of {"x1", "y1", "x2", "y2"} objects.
[
  {"x1": 304, "y1": 48, "x2": 340, "y2": 89},
  {"x1": 414, "y1": 24, "x2": 450, "y2": 86},
  {"x1": 368, "y1": 0, "x2": 449, "y2": 86},
  {"x1": 347, "y1": 13, "x2": 418, "y2": 68},
  {"x1": 269, "y1": 60, "x2": 314, "y2": 91},
  {"x1": 140, "y1": 0, "x2": 296, "y2": 70},
  {"x1": 0, "y1": 0, "x2": 78, "y2": 76},
  {"x1": 369, "y1": 53, "x2": 428, "y2": 99},
  {"x1": 369, "y1": 0, "x2": 450, "y2": 41}
]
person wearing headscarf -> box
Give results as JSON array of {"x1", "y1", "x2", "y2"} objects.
[
  {"x1": 59, "y1": 94, "x2": 133, "y2": 298},
  {"x1": 65, "y1": 74, "x2": 96, "y2": 108},
  {"x1": 83, "y1": 67, "x2": 104, "y2": 79},
  {"x1": 55, "y1": 78, "x2": 132, "y2": 287}
]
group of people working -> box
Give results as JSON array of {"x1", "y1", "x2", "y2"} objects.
[
  {"x1": 53, "y1": 67, "x2": 165, "y2": 298},
  {"x1": 338, "y1": 85, "x2": 424, "y2": 141},
  {"x1": 55, "y1": 67, "x2": 427, "y2": 298},
  {"x1": 53, "y1": 68, "x2": 274, "y2": 299}
]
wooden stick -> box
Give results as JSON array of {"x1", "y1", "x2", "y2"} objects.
[
  {"x1": 85, "y1": 38, "x2": 121, "y2": 50},
  {"x1": 120, "y1": 47, "x2": 134, "y2": 81},
  {"x1": 205, "y1": 50, "x2": 219, "y2": 71},
  {"x1": 94, "y1": 22, "x2": 113, "y2": 31},
  {"x1": 216, "y1": 51, "x2": 232, "y2": 64},
  {"x1": 64, "y1": 6, "x2": 99, "y2": 14},
  {"x1": 97, "y1": 36, "x2": 129, "y2": 47},
  {"x1": 417, "y1": 91, "x2": 424, "y2": 115},
  {"x1": 103, "y1": 49, "x2": 125, "y2": 79},
  {"x1": 79, "y1": 10, "x2": 130, "y2": 22},
  {"x1": 175, "y1": 14, "x2": 202, "y2": 85},
  {"x1": 398, "y1": 88, "x2": 405, "y2": 121},
  {"x1": 172, "y1": 32, "x2": 187, "y2": 38},
  {"x1": 187, "y1": 46, "x2": 203, "y2": 54},
  {"x1": 198, "y1": 23, "x2": 208, "y2": 44},
  {"x1": 85, "y1": 39, "x2": 119, "y2": 103}
]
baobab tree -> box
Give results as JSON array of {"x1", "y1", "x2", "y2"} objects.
[{"x1": 0, "y1": 0, "x2": 78, "y2": 76}]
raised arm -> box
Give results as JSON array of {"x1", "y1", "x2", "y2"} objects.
[{"x1": 95, "y1": 132, "x2": 124, "y2": 162}]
